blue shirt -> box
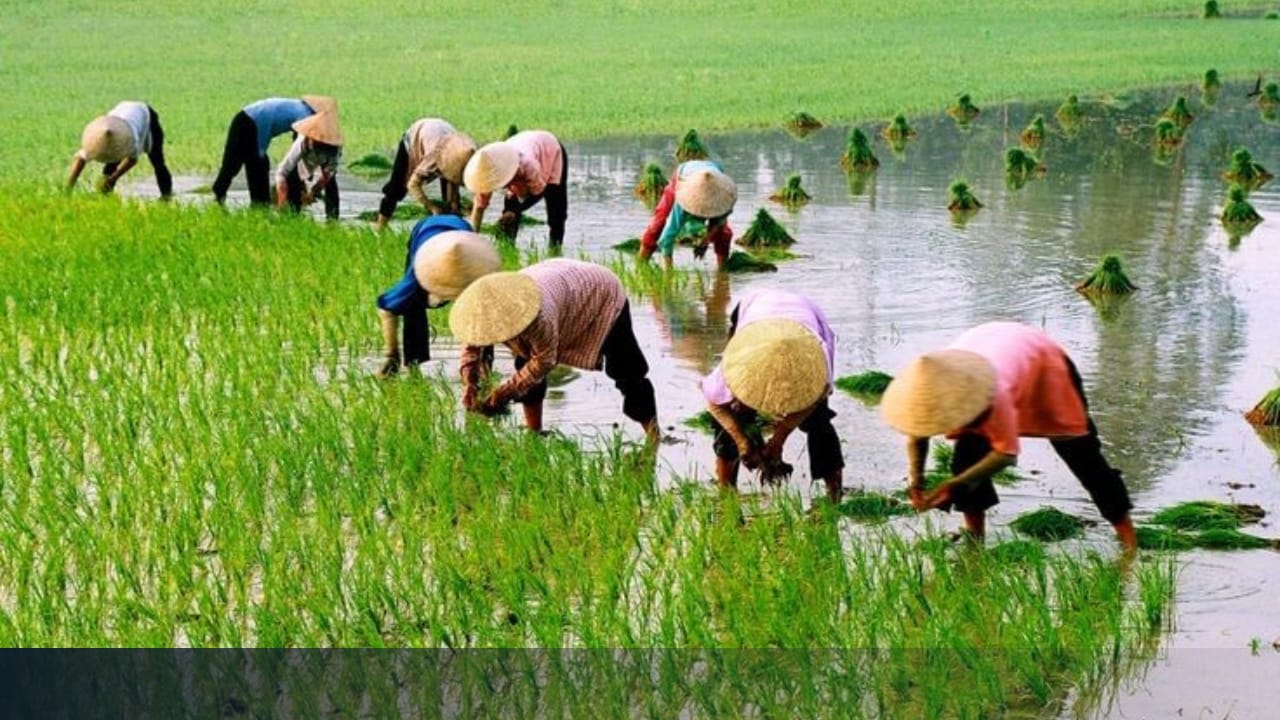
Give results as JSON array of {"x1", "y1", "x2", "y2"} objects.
[
  {"x1": 658, "y1": 159, "x2": 727, "y2": 255},
  {"x1": 376, "y1": 215, "x2": 475, "y2": 315},
  {"x1": 242, "y1": 98, "x2": 316, "y2": 157}
]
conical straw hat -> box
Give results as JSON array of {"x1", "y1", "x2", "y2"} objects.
[
  {"x1": 463, "y1": 141, "x2": 519, "y2": 193},
  {"x1": 301, "y1": 95, "x2": 338, "y2": 114},
  {"x1": 880, "y1": 349, "x2": 997, "y2": 437},
  {"x1": 437, "y1": 133, "x2": 478, "y2": 185},
  {"x1": 723, "y1": 319, "x2": 828, "y2": 416},
  {"x1": 412, "y1": 230, "x2": 501, "y2": 302},
  {"x1": 675, "y1": 168, "x2": 737, "y2": 218},
  {"x1": 292, "y1": 111, "x2": 344, "y2": 146},
  {"x1": 448, "y1": 271, "x2": 541, "y2": 346},
  {"x1": 80, "y1": 115, "x2": 133, "y2": 163}
]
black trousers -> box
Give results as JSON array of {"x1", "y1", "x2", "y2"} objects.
[
  {"x1": 283, "y1": 167, "x2": 340, "y2": 220},
  {"x1": 946, "y1": 356, "x2": 1133, "y2": 523},
  {"x1": 378, "y1": 141, "x2": 412, "y2": 219},
  {"x1": 212, "y1": 111, "x2": 271, "y2": 205},
  {"x1": 502, "y1": 143, "x2": 568, "y2": 246},
  {"x1": 104, "y1": 105, "x2": 172, "y2": 198},
  {"x1": 512, "y1": 301, "x2": 656, "y2": 423},
  {"x1": 710, "y1": 399, "x2": 844, "y2": 480}
]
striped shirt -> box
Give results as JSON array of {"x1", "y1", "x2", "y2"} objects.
[{"x1": 461, "y1": 259, "x2": 627, "y2": 403}]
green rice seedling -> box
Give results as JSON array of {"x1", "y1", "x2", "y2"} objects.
[
  {"x1": 786, "y1": 111, "x2": 824, "y2": 137},
  {"x1": 611, "y1": 237, "x2": 642, "y2": 253},
  {"x1": 1076, "y1": 253, "x2": 1138, "y2": 295},
  {"x1": 675, "y1": 129, "x2": 710, "y2": 162},
  {"x1": 1005, "y1": 147, "x2": 1044, "y2": 178},
  {"x1": 743, "y1": 246, "x2": 799, "y2": 263},
  {"x1": 503, "y1": 123, "x2": 519, "y2": 139},
  {"x1": 1204, "y1": 0, "x2": 1221, "y2": 18},
  {"x1": 883, "y1": 113, "x2": 916, "y2": 141},
  {"x1": 681, "y1": 411, "x2": 769, "y2": 440},
  {"x1": 840, "y1": 128, "x2": 880, "y2": 171},
  {"x1": 834, "y1": 370, "x2": 894, "y2": 400},
  {"x1": 1260, "y1": 83, "x2": 1280, "y2": 113},
  {"x1": 634, "y1": 162, "x2": 669, "y2": 201},
  {"x1": 356, "y1": 205, "x2": 427, "y2": 222},
  {"x1": 1161, "y1": 96, "x2": 1194, "y2": 129},
  {"x1": 347, "y1": 152, "x2": 395, "y2": 176},
  {"x1": 769, "y1": 174, "x2": 811, "y2": 207},
  {"x1": 1020, "y1": 114, "x2": 1047, "y2": 149},
  {"x1": 835, "y1": 491, "x2": 914, "y2": 521},
  {"x1": 721, "y1": 251, "x2": 778, "y2": 273},
  {"x1": 1135, "y1": 526, "x2": 1198, "y2": 551},
  {"x1": 1009, "y1": 507, "x2": 1090, "y2": 542},
  {"x1": 986, "y1": 539, "x2": 1047, "y2": 564},
  {"x1": 1222, "y1": 148, "x2": 1274, "y2": 187},
  {"x1": 1201, "y1": 69, "x2": 1222, "y2": 104},
  {"x1": 1245, "y1": 387, "x2": 1280, "y2": 426},
  {"x1": 946, "y1": 180, "x2": 982, "y2": 212},
  {"x1": 1193, "y1": 528, "x2": 1279, "y2": 550},
  {"x1": 737, "y1": 208, "x2": 796, "y2": 248},
  {"x1": 1055, "y1": 94, "x2": 1083, "y2": 126},
  {"x1": 947, "y1": 93, "x2": 981, "y2": 124},
  {"x1": 922, "y1": 441, "x2": 1024, "y2": 489},
  {"x1": 1153, "y1": 118, "x2": 1183, "y2": 150},
  {"x1": 1268, "y1": 10, "x2": 1280, "y2": 19},
  {"x1": 1151, "y1": 500, "x2": 1265, "y2": 530},
  {"x1": 1221, "y1": 183, "x2": 1262, "y2": 225}
]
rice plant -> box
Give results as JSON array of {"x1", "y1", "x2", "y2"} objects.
[
  {"x1": 946, "y1": 180, "x2": 982, "y2": 212},
  {"x1": 1201, "y1": 69, "x2": 1221, "y2": 105},
  {"x1": 1221, "y1": 183, "x2": 1262, "y2": 225},
  {"x1": 1150, "y1": 501, "x2": 1265, "y2": 531},
  {"x1": 1055, "y1": 94, "x2": 1083, "y2": 127},
  {"x1": 1020, "y1": 114, "x2": 1047, "y2": 149},
  {"x1": 722, "y1": 250, "x2": 779, "y2": 273},
  {"x1": 1221, "y1": 148, "x2": 1273, "y2": 187},
  {"x1": 675, "y1": 129, "x2": 710, "y2": 162},
  {"x1": 737, "y1": 208, "x2": 796, "y2": 248},
  {"x1": 1005, "y1": 147, "x2": 1044, "y2": 180},
  {"x1": 1204, "y1": 0, "x2": 1221, "y2": 18},
  {"x1": 1245, "y1": 386, "x2": 1280, "y2": 426},
  {"x1": 1010, "y1": 507, "x2": 1091, "y2": 542},
  {"x1": 883, "y1": 113, "x2": 916, "y2": 141},
  {"x1": 1259, "y1": 83, "x2": 1280, "y2": 114},
  {"x1": 947, "y1": 93, "x2": 981, "y2": 125},
  {"x1": 769, "y1": 174, "x2": 811, "y2": 207},
  {"x1": 1161, "y1": 96, "x2": 1194, "y2": 129},
  {"x1": 1076, "y1": 253, "x2": 1138, "y2": 295},
  {"x1": 835, "y1": 371, "x2": 894, "y2": 400},
  {"x1": 634, "y1": 162, "x2": 669, "y2": 204},
  {"x1": 346, "y1": 152, "x2": 394, "y2": 176},
  {"x1": 1153, "y1": 118, "x2": 1183, "y2": 150},
  {"x1": 840, "y1": 128, "x2": 880, "y2": 171},
  {"x1": 786, "y1": 111, "x2": 823, "y2": 137}
]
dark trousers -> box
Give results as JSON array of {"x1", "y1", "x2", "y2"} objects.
[
  {"x1": 104, "y1": 105, "x2": 172, "y2": 197},
  {"x1": 710, "y1": 399, "x2": 844, "y2": 480},
  {"x1": 283, "y1": 168, "x2": 340, "y2": 220},
  {"x1": 502, "y1": 143, "x2": 568, "y2": 246},
  {"x1": 947, "y1": 357, "x2": 1133, "y2": 523},
  {"x1": 400, "y1": 234, "x2": 431, "y2": 364},
  {"x1": 212, "y1": 111, "x2": 271, "y2": 206},
  {"x1": 512, "y1": 301, "x2": 656, "y2": 423},
  {"x1": 378, "y1": 141, "x2": 412, "y2": 219}
]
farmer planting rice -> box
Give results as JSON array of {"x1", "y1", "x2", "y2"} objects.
[
  {"x1": 450, "y1": 259, "x2": 659, "y2": 442},
  {"x1": 211, "y1": 95, "x2": 335, "y2": 207},
  {"x1": 637, "y1": 161, "x2": 738, "y2": 269},
  {"x1": 66, "y1": 101, "x2": 172, "y2": 198},
  {"x1": 881, "y1": 321, "x2": 1138, "y2": 551},
  {"x1": 465, "y1": 129, "x2": 568, "y2": 246},
  {"x1": 274, "y1": 111, "x2": 343, "y2": 220},
  {"x1": 373, "y1": 118, "x2": 477, "y2": 231},
  {"x1": 702, "y1": 289, "x2": 844, "y2": 503},
  {"x1": 374, "y1": 217, "x2": 500, "y2": 377}
]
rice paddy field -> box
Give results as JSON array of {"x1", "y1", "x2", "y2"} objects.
[{"x1": 4, "y1": 1, "x2": 1280, "y2": 717}]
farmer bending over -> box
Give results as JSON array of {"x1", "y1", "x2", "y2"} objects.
[
  {"x1": 703, "y1": 289, "x2": 845, "y2": 503},
  {"x1": 464, "y1": 130, "x2": 568, "y2": 246},
  {"x1": 275, "y1": 111, "x2": 343, "y2": 220},
  {"x1": 638, "y1": 161, "x2": 737, "y2": 269},
  {"x1": 211, "y1": 95, "x2": 335, "y2": 207},
  {"x1": 880, "y1": 321, "x2": 1137, "y2": 551},
  {"x1": 375, "y1": 217, "x2": 500, "y2": 377},
  {"x1": 450, "y1": 259, "x2": 659, "y2": 442},
  {"x1": 373, "y1": 118, "x2": 476, "y2": 231},
  {"x1": 66, "y1": 101, "x2": 172, "y2": 198}
]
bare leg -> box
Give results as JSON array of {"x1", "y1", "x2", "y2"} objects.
[
  {"x1": 962, "y1": 510, "x2": 986, "y2": 543},
  {"x1": 823, "y1": 469, "x2": 844, "y2": 504},
  {"x1": 716, "y1": 456, "x2": 739, "y2": 491},
  {"x1": 523, "y1": 401, "x2": 544, "y2": 432},
  {"x1": 1112, "y1": 513, "x2": 1138, "y2": 553}
]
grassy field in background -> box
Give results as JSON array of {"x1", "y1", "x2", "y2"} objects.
[{"x1": 1, "y1": 1, "x2": 1278, "y2": 181}]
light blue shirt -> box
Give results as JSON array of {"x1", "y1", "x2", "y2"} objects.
[{"x1": 242, "y1": 98, "x2": 315, "y2": 157}]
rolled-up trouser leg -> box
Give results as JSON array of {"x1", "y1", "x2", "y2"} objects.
[
  {"x1": 945, "y1": 433, "x2": 1000, "y2": 514},
  {"x1": 598, "y1": 301, "x2": 656, "y2": 424},
  {"x1": 799, "y1": 399, "x2": 844, "y2": 480}
]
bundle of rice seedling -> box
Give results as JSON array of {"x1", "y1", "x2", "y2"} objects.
[
  {"x1": 1153, "y1": 119, "x2": 1183, "y2": 149},
  {"x1": 634, "y1": 162, "x2": 668, "y2": 200},
  {"x1": 946, "y1": 180, "x2": 982, "y2": 212},
  {"x1": 1136, "y1": 526, "x2": 1198, "y2": 551},
  {"x1": 1020, "y1": 114, "x2": 1047, "y2": 149},
  {"x1": 1010, "y1": 507, "x2": 1090, "y2": 542},
  {"x1": 503, "y1": 124, "x2": 519, "y2": 139},
  {"x1": 611, "y1": 237, "x2": 642, "y2": 253},
  {"x1": 347, "y1": 152, "x2": 394, "y2": 176},
  {"x1": 738, "y1": 208, "x2": 796, "y2": 248},
  {"x1": 835, "y1": 371, "x2": 894, "y2": 400},
  {"x1": 987, "y1": 540, "x2": 1047, "y2": 564},
  {"x1": 1222, "y1": 148, "x2": 1274, "y2": 187},
  {"x1": 1055, "y1": 95, "x2": 1083, "y2": 125},
  {"x1": 1193, "y1": 528, "x2": 1277, "y2": 550},
  {"x1": 923, "y1": 442, "x2": 1024, "y2": 490},
  {"x1": 681, "y1": 410, "x2": 769, "y2": 437},
  {"x1": 1076, "y1": 253, "x2": 1138, "y2": 295},
  {"x1": 786, "y1": 111, "x2": 824, "y2": 135},
  {"x1": 1260, "y1": 83, "x2": 1280, "y2": 112},
  {"x1": 1245, "y1": 387, "x2": 1280, "y2": 426},
  {"x1": 1202, "y1": 69, "x2": 1222, "y2": 102},
  {"x1": 947, "y1": 93, "x2": 980, "y2": 124},
  {"x1": 769, "y1": 174, "x2": 811, "y2": 206},
  {"x1": 840, "y1": 128, "x2": 880, "y2": 171},
  {"x1": 1161, "y1": 96, "x2": 1195, "y2": 129},
  {"x1": 1203, "y1": 0, "x2": 1221, "y2": 18},
  {"x1": 675, "y1": 129, "x2": 710, "y2": 162},
  {"x1": 1221, "y1": 184, "x2": 1262, "y2": 224},
  {"x1": 722, "y1": 251, "x2": 778, "y2": 273},
  {"x1": 1005, "y1": 148, "x2": 1043, "y2": 178},
  {"x1": 882, "y1": 114, "x2": 915, "y2": 141},
  {"x1": 1151, "y1": 501, "x2": 1265, "y2": 531},
  {"x1": 836, "y1": 491, "x2": 914, "y2": 521}
]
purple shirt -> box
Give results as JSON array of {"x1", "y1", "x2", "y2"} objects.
[{"x1": 701, "y1": 289, "x2": 837, "y2": 405}]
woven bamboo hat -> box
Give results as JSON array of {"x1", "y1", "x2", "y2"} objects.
[
  {"x1": 723, "y1": 319, "x2": 828, "y2": 416},
  {"x1": 880, "y1": 349, "x2": 997, "y2": 437},
  {"x1": 412, "y1": 230, "x2": 501, "y2": 302},
  {"x1": 292, "y1": 111, "x2": 344, "y2": 147},
  {"x1": 80, "y1": 115, "x2": 133, "y2": 163},
  {"x1": 438, "y1": 133, "x2": 478, "y2": 185},
  {"x1": 301, "y1": 95, "x2": 338, "y2": 114},
  {"x1": 448, "y1": 271, "x2": 542, "y2": 346},
  {"x1": 675, "y1": 168, "x2": 737, "y2": 218},
  {"x1": 463, "y1": 141, "x2": 519, "y2": 193}
]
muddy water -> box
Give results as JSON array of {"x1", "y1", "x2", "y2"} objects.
[{"x1": 153, "y1": 85, "x2": 1280, "y2": 716}]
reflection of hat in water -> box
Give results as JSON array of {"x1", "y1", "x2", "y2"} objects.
[
  {"x1": 437, "y1": 133, "x2": 478, "y2": 185},
  {"x1": 412, "y1": 230, "x2": 501, "y2": 302},
  {"x1": 80, "y1": 115, "x2": 133, "y2": 163},
  {"x1": 301, "y1": 95, "x2": 338, "y2": 114},
  {"x1": 723, "y1": 319, "x2": 827, "y2": 416},
  {"x1": 880, "y1": 350, "x2": 997, "y2": 438},
  {"x1": 463, "y1": 141, "x2": 519, "y2": 193},
  {"x1": 675, "y1": 168, "x2": 737, "y2": 218},
  {"x1": 448, "y1": 271, "x2": 542, "y2": 346},
  {"x1": 292, "y1": 111, "x2": 344, "y2": 146}
]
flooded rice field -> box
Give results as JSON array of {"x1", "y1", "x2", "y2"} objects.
[{"x1": 152, "y1": 85, "x2": 1280, "y2": 716}]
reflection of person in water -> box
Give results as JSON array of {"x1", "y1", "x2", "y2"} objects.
[{"x1": 650, "y1": 271, "x2": 732, "y2": 375}]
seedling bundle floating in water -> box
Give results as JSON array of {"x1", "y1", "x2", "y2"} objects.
[
  {"x1": 1221, "y1": 183, "x2": 1262, "y2": 225},
  {"x1": 634, "y1": 162, "x2": 668, "y2": 201},
  {"x1": 786, "y1": 111, "x2": 823, "y2": 137},
  {"x1": 1055, "y1": 94, "x2": 1083, "y2": 129},
  {"x1": 1005, "y1": 148, "x2": 1044, "y2": 187},
  {"x1": 947, "y1": 93, "x2": 980, "y2": 125},
  {"x1": 835, "y1": 491, "x2": 914, "y2": 522},
  {"x1": 738, "y1": 208, "x2": 795, "y2": 248},
  {"x1": 1245, "y1": 387, "x2": 1280, "y2": 426},
  {"x1": 1020, "y1": 114, "x2": 1046, "y2": 150},
  {"x1": 1139, "y1": 499, "x2": 1278, "y2": 551},
  {"x1": 1150, "y1": 500, "x2": 1265, "y2": 531},
  {"x1": 675, "y1": 129, "x2": 710, "y2": 162},
  {"x1": 1076, "y1": 253, "x2": 1138, "y2": 295},
  {"x1": 882, "y1": 113, "x2": 915, "y2": 155},
  {"x1": 1202, "y1": 69, "x2": 1221, "y2": 104},
  {"x1": 840, "y1": 128, "x2": 880, "y2": 171},
  {"x1": 1203, "y1": 0, "x2": 1221, "y2": 18},
  {"x1": 947, "y1": 180, "x2": 982, "y2": 212},
  {"x1": 1010, "y1": 507, "x2": 1092, "y2": 542},
  {"x1": 1260, "y1": 83, "x2": 1280, "y2": 119},
  {"x1": 347, "y1": 152, "x2": 394, "y2": 176},
  {"x1": 1161, "y1": 96, "x2": 1195, "y2": 129},
  {"x1": 722, "y1": 251, "x2": 778, "y2": 273},
  {"x1": 1153, "y1": 118, "x2": 1183, "y2": 150},
  {"x1": 769, "y1": 174, "x2": 811, "y2": 207},
  {"x1": 1222, "y1": 148, "x2": 1273, "y2": 187},
  {"x1": 835, "y1": 371, "x2": 894, "y2": 401}
]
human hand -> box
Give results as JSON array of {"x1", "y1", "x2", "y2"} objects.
[
  {"x1": 921, "y1": 481, "x2": 959, "y2": 511},
  {"x1": 478, "y1": 394, "x2": 509, "y2": 417},
  {"x1": 692, "y1": 241, "x2": 709, "y2": 260},
  {"x1": 741, "y1": 445, "x2": 764, "y2": 471},
  {"x1": 376, "y1": 355, "x2": 400, "y2": 379},
  {"x1": 906, "y1": 485, "x2": 928, "y2": 511},
  {"x1": 759, "y1": 457, "x2": 793, "y2": 486},
  {"x1": 497, "y1": 211, "x2": 520, "y2": 238},
  {"x1": 301, "y1": 189, "x2": 315, "y2": 206}
]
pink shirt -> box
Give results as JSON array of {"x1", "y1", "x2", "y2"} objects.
[
  {"x1": 701, "y1": 289, "x2": 837, "y2": 406},
  {"x1": 945, "y1": 321, "x2": 1089, "y2": 455},
  {"x1": 506, "y1": 130, "x2": 563, "y2": 196}
]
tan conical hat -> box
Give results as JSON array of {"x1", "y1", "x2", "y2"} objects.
[
  {"x1": 301, "y1": 95, "x2": 338, "y2": 114},
  {"x1": 412, "y1": 230, "x2": 501, "y2": 302},
  {"x1": 723, "y1": 319, "x2": 828, "y2": 416},
  {"x1": 80, "y1": 115, "x2": 133, "y2": 163},
  {"x1": 675, "y1": 168, "x2": 737, "y2": 218},
  {"x1": 880, "y1": 349, "x2": 997, "y2": 437},
  {"x1": 448, "y1": 271, "x2": 541, "y2": 346},
  {"x1": 437, "y1": 133, "x2": 478, "y2": 185},
  {"x1": 463, "y1": 141, "x2": 519, "y2": 193},
  {"x1": 292, "y1": 111, "x2": 344, "y2": 146}
]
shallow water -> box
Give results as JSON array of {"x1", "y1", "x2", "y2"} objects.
[{"x1": 141, "y1": 85, "x2": 1280, "y2": 716}]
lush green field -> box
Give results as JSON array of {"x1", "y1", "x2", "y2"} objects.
[{"x1": 2, "y1": 1, "x2": 1278, "y2": 181}]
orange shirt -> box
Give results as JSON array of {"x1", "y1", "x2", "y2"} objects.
[{"x1": 945, "y1": 322, "x2": 1088, "y2": 455}]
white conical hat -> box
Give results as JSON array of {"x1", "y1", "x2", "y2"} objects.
[
  {"x1": 463, "y1": 141, "x2": 519, "y2": 193},
  {"x1": 448, "y1": 271, "x2": 542, "y2": 346},
  {"x1": 880, "y1": 350, "x2": 997, "y2": 437},
  {"x1": 80, "y1": 115, "x2": 132, "y2": 163},
  {"x1": 412, "y1": 230, "x2": 501, "y2": 302},
  {"x1": 675, "y1": 168, "x2": 737, "y2": 218},
  {"x1": 292, "y1": 111, "x2": 344, "y2": 146},
  {"x1": 723, "y1": 319, "x2": 828, "y2": 416}
]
